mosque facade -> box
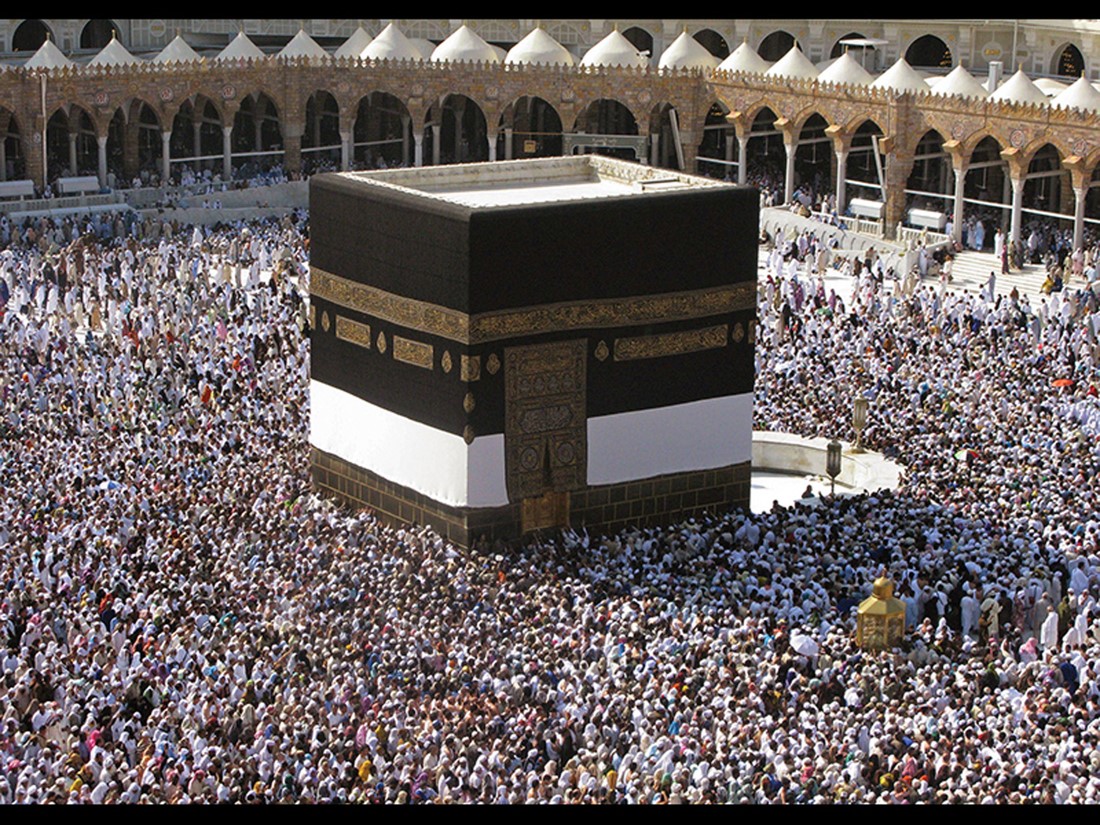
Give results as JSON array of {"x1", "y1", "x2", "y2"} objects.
[{"x1": 0, "y1": 20, "x2": 1099, "y2": 250}]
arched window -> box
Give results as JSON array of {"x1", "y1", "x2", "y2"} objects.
[
  {"x1": 758, "y1": 31, "x2": 795, "y2": 62},
  {"x1": 12, "y1": 19, "x2": 52, "y2": 52},
  {"x1": 831, "y1": 32, "x2": 866, "y2": 59},
  {"x1": 1053, "y1": 43, "x2": 1085, "y2": 78},
  {"x1": 905, "y1": 34, "x2": 952, "y2": 69},
  {"x1": 621, "y1": 26, "x2": 653, "y2": 57},
  {"x1": 693, "y1": 29, "x2": 729, "y2": 60},
  {"x1": 80, "y1": 19, "x2": 116, "y2": 50}
]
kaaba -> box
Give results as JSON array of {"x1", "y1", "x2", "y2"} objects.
[{"x1": 309, "y1": 155, "x2": 757, "y2": 547}]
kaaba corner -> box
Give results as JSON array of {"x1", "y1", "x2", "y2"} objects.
[{"x1": 308, "y1": 155, "x2": 758, "y2": 547}]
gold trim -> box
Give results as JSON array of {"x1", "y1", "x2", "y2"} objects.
[
  {"x1": 311, "y1": 266, "x2": 755, "y2": 345},
  {"x1": 392, "y1": 335, "x2": 433, "y2": 369},
  {"x1": 486, "y1": 353, "x2": 501, "y2": 375},
  {"x1": 594, "y1": 340, "x2": 609, "y2": 361},
  {"x1": 377, "y1": 331, "x2": 387, "y2": 354},
  {"x1": 308, "y1": 304, "x2": 316, "y2": 329},
  {"x1": 335, "y1": 316, "x2": 372, "y2": 349},
  {"x1": 460, "y1": 354, "x2": 481, "y2": 382},
  {"x1": 441, "y1": 350, "x2": 453, "y2": 373},
  {"x1": 613, "y1": 324, "x2": 729, "y2": 362},
  {"x1": 463, "y1": 392, "x2": 475, "y2": 413},
  {"x1": 320, "y1": 310, "x2": 331, "y2": 332}
]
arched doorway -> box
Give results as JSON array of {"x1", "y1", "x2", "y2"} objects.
[
  {"x1": 693, "y1": 29, "x2": 729, "y2": 60},
  {"x1": 904, "y1": 130, "x2": 951, "y2": 225},
  {"x1": 905, "y1": 34, "x2": 952, "y2": 69},
  {"x1": 0, "y1": 111, "x2": 24, "y2": 181},
  {"x1": 12, "y1": 20, "x2": 52, "y2": 52},
  {"x1": 1086, "y1": 165, "x2": 1100, "y2": 244},
  {"x1": 745, "y1": 107, "x2": 784, "y2": 202},
  {"x1": 792, "y1": 113, "x2": 830, "y2": 205},
  {"x1": 831, "y1": 32, "x2": 866, "y2": 59},
  {"x1": 425, "y1": 95, "x2": 488, "y2": 165},
  {"x1": 1052, "y1": 43, "x2": 1085, "y2": 78},
  {"x1": 232, "y1": 93, "x2": 283, "y2": 179},
  {"x1": 622, "y1": 26, "x2": 653, "y2": 61},
  {"x1": 845, "y1": 119, "x2": 885, "y2": 207},
  {"x1": 571, "y1": 99, "x2": 639, "y2": 161},
  {"x1": 1023, "y1": 143, "x2": 1067, "y2": 220},
  {"x1": 696, "y1": 101, "x2": 732, "y2": 180},
  {"x1": 963, "y1": 136, "x2": 1009, "y2": 237},
  {"x1": 45, "y1": 107, "x2": 97, "y2": 183},
  {"x1": 302, "y1": 90, "x2": 342, "y2": 175},
  {"x1": 80, "y1": 19, "x2": 116, "y2": 50},
  {"x1": 170, "y1": 97, "x2": 225, "y2": 182},
  {"x1": 758, "y1": 31, "x2": 795, "y2": 62},
  {"x1": 353, "y1": 92, "x2": 412, "y2": 169},
  {"x1": 648, "y1": 103, "x2": 682, "y2": 170},
  {"x1": 497, "y1": 97, "x2": 562, "y2": 160}
]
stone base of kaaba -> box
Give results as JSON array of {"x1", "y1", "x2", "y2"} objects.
[{"x1": 311, "y1": 446, "x2": 751, "y2": 548}]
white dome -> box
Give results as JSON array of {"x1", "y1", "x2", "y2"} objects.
[
  {"x1": 408, "y1": 38, "x2": 437, "y2": 60},
  {"x1": 1053, "y1": 75, "x2": 1100, "y2": 112},
  {"x1": 817, "y1": 52, "x2": 874, "y2": 86},
  {"x1": 989, "y1": 69, "x2": 1049, "y2": 105},
  {"x1": 24, "y1": 39, "x2": 71, "y2": 70},
  {"x1": 431, "y1": 24, "x2": 499, "y2": 64},
  {"x1": 154, "y1": 34, "x2": 201, "y2": 64},
  {"x1": 765, "y1": 46, "x2": 818, "y2": 80},
  {"x1": 717, "y1": 40, "x2": 770, "y2": 74},
  {"x1": 871, "y1": 58, "x2": 930, "y2": 93},
  {"x1": 505, "y1": 27, "x2": 574, "y2": 66},
  {"x1": 334, "y1": 26, "x2": 373, "y2": 59},
  {"x1": 658, "y1": 30, "x2": 719, "y2": 71},
  {"x1": 218, "y1": 32, "x2": 264, "y2": 61},
  {"x1": 580, "y1": 29, "x2": 646, "y2": 69},
  {"x1": 89, "y1": 35, "x2": 141, "y2": 67},
  {"x1": 361, "y1": 24, "x2": 423, "y2": 61},
  {"x1": 278, "y1": 29, "x2": 328, "y2": 60},
  {"x1": 932, "y1": 64, "x2": 988, "y2": 98},
  {"x1": 1034, "y1": 77, "x2": 1069, "y2": 96}
]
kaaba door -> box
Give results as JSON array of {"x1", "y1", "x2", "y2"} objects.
[{"x1": 504, "y1": 339, "x2": 587, "y2": 533}]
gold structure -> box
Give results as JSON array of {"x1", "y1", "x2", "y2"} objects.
[{"x1": 856, "y1": 575, "x2": 906, "y2": 650}]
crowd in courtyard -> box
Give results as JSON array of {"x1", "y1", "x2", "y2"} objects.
[{"x1": 4, "y1": 186, "x2": 1100, "y2": 804}]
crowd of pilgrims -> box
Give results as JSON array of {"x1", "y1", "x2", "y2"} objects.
[{"x1": 5, "y1": 203, "x2": 1100, "y2": 806}]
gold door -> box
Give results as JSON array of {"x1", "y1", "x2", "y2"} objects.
[{"x1": 504, "y1": 339, "x2": 587, "y2": 531}]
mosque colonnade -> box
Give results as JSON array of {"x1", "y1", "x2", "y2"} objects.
[{"x1": 0, "y1": 58, "x2": 1099, "y2": 244}]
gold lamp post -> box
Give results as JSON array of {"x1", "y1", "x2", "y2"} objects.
[
  {"x1": 852, "y1": 397, "x2": 869, "y2": 453},
  {"x1": 856, "y1": 574, "x2": 906, "y2": 650}
]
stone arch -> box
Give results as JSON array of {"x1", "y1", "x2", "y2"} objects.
[
  {"x1": 792, "y1": 111, "x2": 830, "y2": 199},
  {"x1": 232, "y1": 91, "x2": 283, "y2": 178},
  {"x1": 647, "y1": 102, "x2": 682, "y2": 170},
  {"x1": 1022, "y1": 142, "x2": 1068, "y2": 219},
  {"x1": 12, "y1": 19, "x2": 52, "y2": 52},
  {"x1": 497, "y1": 96, "x2": 563, "y2": 160},
  {"x1": 961, "y1": 134, "x2": 1010, "y2": 236},
  {"x1": 0, "y1": 107, "x2": 26, "y2": 181},
  {"x1": 905, "y1": 34, "x2": 952, "y2": 69},
  {"x1": 425, "y1": 93, "x2": 489, "y2": 165},
  {"x1": 904, "y1": 128, "x2": 951, "y2": 221},
  {"x1": 170, "y1": 94, "x2": 226, "y2": 178},
  {"x1": 845, "y1": 119, "x2": 886, "y2": 203},
  {"x1": 353, "y1": 91, "x2": 413, "y2": 169},
  {"x1": 45, "y1": 104, "x2": 97, "y2": 182},
  {"x1": 692, "y1": 29, "x2": 729, "y2": 60},
  {"x1": 758, "y1": 30, "x2": 795, "y2": 62},
  {"x1": 744, "y1": 105, "x2": 784, "y2": 196},
  {"x1": 696, "y1": 100, "x2": 732, "y2": 179},
  {"x1": 302, "y1": 88, "x2": 342, "y2": 174},
  {"x1": 1051, "y1": 42, "x2": 1085, "y2": 78},
  {"x1": 571, "y1": 98, "x2": 640, "y2": 161}
]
